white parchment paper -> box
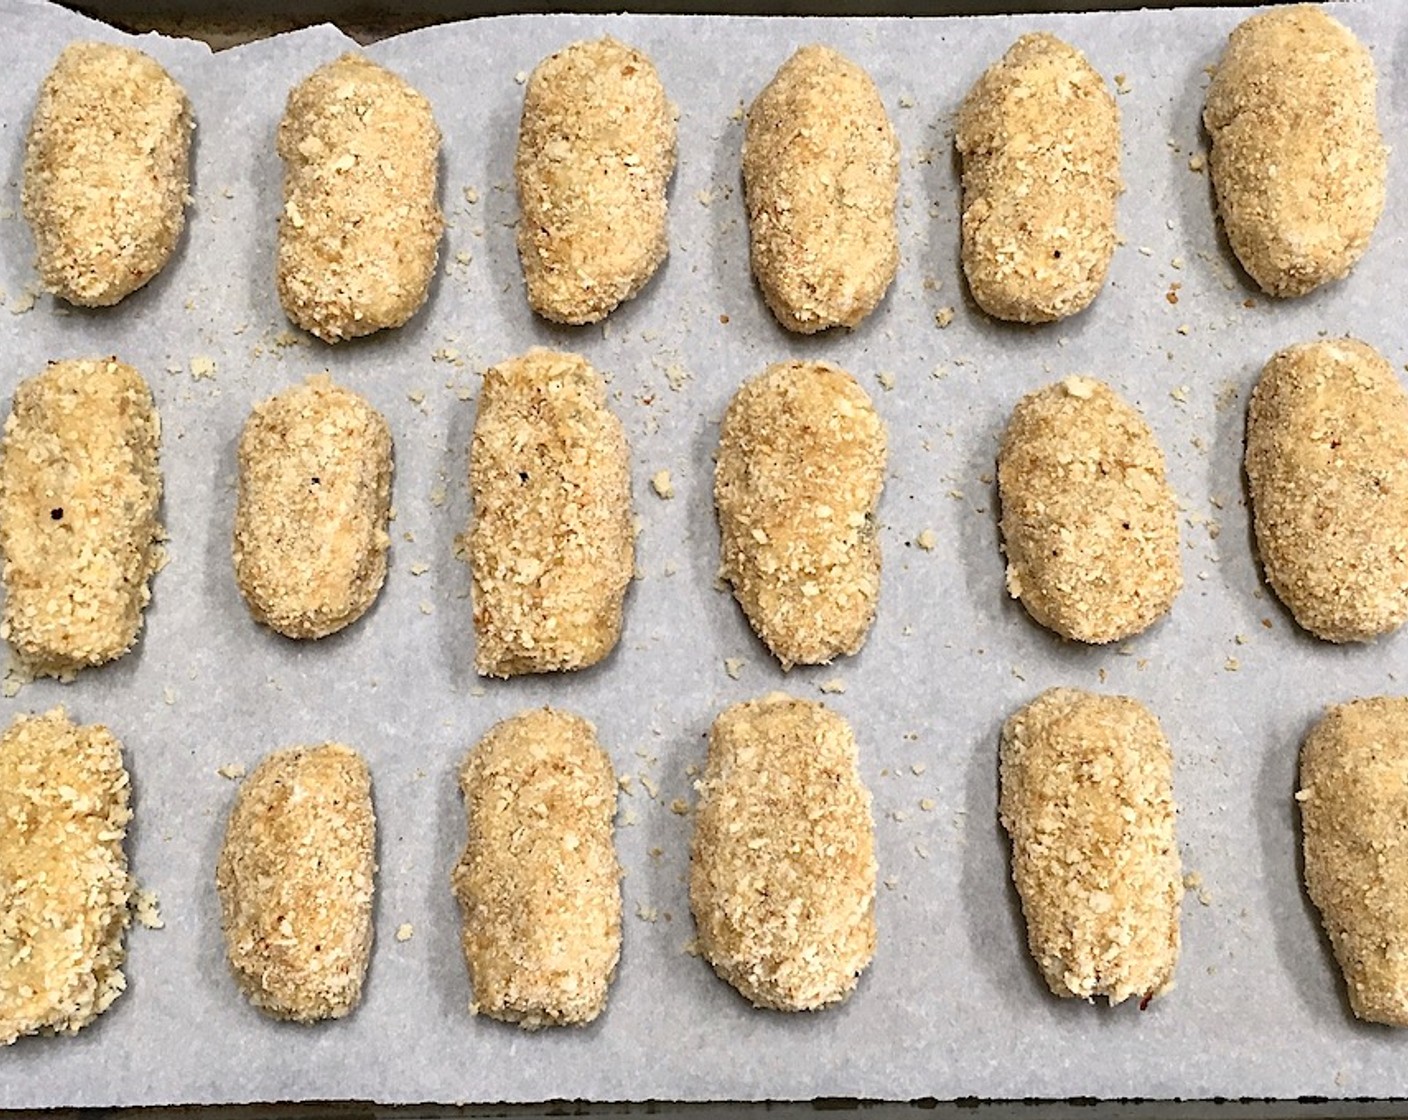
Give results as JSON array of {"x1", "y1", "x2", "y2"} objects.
[{"x1": 1, "y1": 0, "x2": 1407, "y2": 1106}]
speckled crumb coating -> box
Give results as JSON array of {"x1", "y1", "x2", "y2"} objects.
[
  {"x1": 0, "y1": 359, "x2": 162, "y2": 677},
  {"x1": 955, "y1": 33, "x2": 1120, "y2": 323},
  {"x1": 1300, "y1": 698, "x2": 1408, "y2": 1026},
  {"x1": 690, "y1": 693, "x2": 877, "y2": 1011},
  {"x1": 743, "y1": 45, "x2": 899, "y2": 334},
  {"x1": 451, "y1": 708, "x2": 621, "y2": 1028},
  {"x1": 999, "y1": 688, "x2": 1182, "y2": 1005},
  {"x1": 1204, "y1": 5, "x2": 1386, "y2": 298},
  {"x1": 715, "y1": 361, "x2": 887, "y2": 668},
  {"x1": 516, "y1": 37, "x2": 677, "y2": 325},
  {"x1": 22, "y1": 42, "x2": 192, "y2": 308},
  {"x1": 216, "y1": 743, "x2": 376, "y2": 1023},
  {"x1": 997, "y1": 377, "x2": 1182, "y2": 643},
  {"x1": 277, "y1": 53, "x2": 443, "y2": 342},
  {"x1": 469, "y1": 349, "x2": 633, "y2": 677},
  {"x1": 233, "y1": 375, "x2": 393, "y2": 640},
  {"x1": 1246, "y1": 339, "x2": 1408, "y2": 643},
  {"x1": 0, "y1": 709, "x2": 132, "y2": 1046}
]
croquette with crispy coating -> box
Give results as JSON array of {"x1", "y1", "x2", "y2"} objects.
[
  {"x1": 715, "y1": 361, "x2": 887, "y2": 668},
  {"x1": 22, "y1": 42, "x2": 193, "y2": 307},
  {"x1": 469, "y1": 349, "x2": 633, "y2": 677},
  {"x1": 516, "y1": 37, "x2": 677, "y2": 325},
  {"x1": 1300, "y1": 697, "x2": 1408, "y2": 1026},
  {"x1": 999, "y1": 688, "x2": 1183, "y2": 1005},
  {"x1": 743, "y1": 45, "x2": 899, "y2": 333},
  {"x1": 0, "y1": 709, "x2": 133, "y2": 1046},
  {"x1": 277, "y1": 54, "x2": 443, "y2": 342},
  {"x1": 452, "y1": 708, "x2": 622, "y2": 1028},
  {"x1": 1246, "y1": 339, "x2": 1408, "y2": 642},
  {"x1": 998, "y1": 377, "x2": 1182, "y2": 643},
  {"x1": 690, "y1": 693, "x2": 877, "y2": 1011},
  {"x1": 234, "y1": 375, "x2": 393, "y2": 639},
  {"x1": 1204, "y1": 5, "x2": 1386, "y2": 298},
  {"x1": 216, "y1": 744, "x2": 376, "y2": 1022},
  {"x1": 955, "y1": 34, "x2": 1120, "y2": 323},
  {"x1": 0, "y1": 358, "x2": 163, "y2": 677}
]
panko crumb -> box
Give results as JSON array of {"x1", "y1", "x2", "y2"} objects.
[
  {"x1": 651, "y1": 469, "x2": 675, "y2": 499},
  {"x1": 133, "y1": 889, "x2": 163, "y2": 930},
  {"x1": 0, "y1": 709, "x2": 134, "y2": 1046},
  {"x1": 217, "y1": 763, "x2": 246, "y2": 780},
  {"x1": 915, "y1": 529, "x2": 937, "y2": 551},
  {"x1": 190, "y1": 355, "x2": 216, "y2": 381},
  {"x1": 723, "y1": 657, "x2": 746, "y2": 680},
  {"x1": 395, "y1": 923, "x2": 414, "y2": 943},
  {"x1": 819, "y1": 678, "x2": 847, "y2": 694},
  {"x1": 934, "y1": 306, "x2": 955, "y2": 328}
]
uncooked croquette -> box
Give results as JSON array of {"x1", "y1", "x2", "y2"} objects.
[
  {"x1": 715, "y1": 361, "x2": 887, "y2": 668},
  {"x1": 468, "y1": 349, "x2": 633, "y2": 677},
  {"x1": 997, "y1": 377, "x2": 1182, "y2": 643},
  {"x1": 233, "y1": 375, "x2": 393, "y2": 639},
  {"x1": 516, "y1": 37, "x2": 677, "y2": 325},
  {"x1": 451, "y1": 708, "x2": 621, "y2": 1028},
  {"x1": 690, "y1": 693, "x2": 877, "y2": 1011},
  {"x1": 0, "y1": 359, "x2": 162, "y2": 677},
  {"x1": 22, "y1": 42, "x2": 193, "y2": 307},
  {"x1": 1300, "y1": 697, "x2": 1408, "y2": 1026},
  {"x1": 216, "y1": 743, "x2": 376, "y2": 1022},
  {"x1": 0, "y1": 709, "x2": 133, "y2": 1046},
  {"x1": 743, "y1": 45, "x2": 899, "y2": 333},
  {"x1": 1245, "y1": 339, "x2": 1408, "y2": 642},
  {"x1": 1204, "y1": 5, "x2": 1386, "y2": 298},
  {"x1": 277, "y1": 54, "x2": 443, "y2": 342},
  {"x1": 999, "y1": 688, "x2": 1182, "y2": 1005},
  {"x1": 955, "y1": 34, "x2": 1120, "y2": 323}
]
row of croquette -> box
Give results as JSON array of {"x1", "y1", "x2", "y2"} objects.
[
  {"x1": 16, "y1": 6, "x2": 1387, "y2": 341},
  {"x1": 3, "y1": 683, "x2": 1404, "y2": 1045}
]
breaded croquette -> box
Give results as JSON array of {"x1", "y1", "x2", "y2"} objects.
[
  {"x1": 955, "y1": 34, "x2": 1120, "y2": 323},
  {"x1": 997, "y1": 377, "x2": 1182, "y2": 643},
  {"x1": 469, "y1": 349, "x2": 633, "y2": 677},
  {"x1": 0, "y1": 709, "x2": 133, "y2": 1046},
  {"x1": 216, "y1": 744, "x2": 376, "y2": 1022},
  {"x1": 1246, "y1": 339, "x2": 1408, "y2": 642},
  {"x1": 715, "y1": 361, "x2": 887, "y2": 668},
  {"x1": 999, "y1": 688, "x2": 1183, "y2": 1005},
  {"x1": 22, "y1": 42, "x2": 193, "y2": 307},
  {"x1": 690, "y1": 694, "x2": 877, "y2": 1011},
  {"x1": 1204, "y1": 6, "x2": 1386, "y2": 298},
  {"x1": 277, "y1": 54, "x2": 443, "y2": 342},
  {"x1": 1300, "y1": 697, "x2": 1408, "y2": 1026},
  {"x1": 743, "y1": 45, "x2": 899, "y2": 333},
  {"x1": 516, "y1": 37, "x2": 677, "y2": 325},
  {"x1": 451, "y1": 709, "x2": 621, "y2": 1028},
  {"x1": 0, "y1": 359, "x2": 162, "y2": 677},
  {"x1": 233, "y1": 375, "x2": 393, "y2": 639}
]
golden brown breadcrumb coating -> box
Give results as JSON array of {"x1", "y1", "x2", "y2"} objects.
[
  {"x1": 469, "y1": 349, "x2": 633, "y2": 677},
  {"x1": 1300, "y1": 698, "x2": 1408, "y2": 1026},
  {"x1": 743, "y1": 45, "x2": 899, "y2": 333},
  {"x1": 690, "y1": 694, "x2": 876, "y2": 1011},
  {"x1": 715, "y1": 361, "x2": 887, "y2": 668},
  {"x1": 1246, "y1": 339, "x2": 1408, "y2": 642},
  {"x1": 0, "y1": 709, "x2": 133, "y2": 1046},
  {"x1": 0, "y1": 358, "x2": 163, "y2": 677},
  {"x1": 1204, "y1": 5, "x2": 1386, "y2": 298},
  {"x1": 1000, "y1": 688, "x2": 1183, "y2": 1005},
  {"x1": 22, "y1": 42, "x2": 193, "y2": 307},
  {"x1": 216, "y1": 744, "x2": 376, "y2": 1023},
  {"x1": 516, "y1": 37, "x2": 677, "y2": 325},
  {"x1": 233, "y1": 374, "x2": 393, "y2": 639},
  {"x1": 955, "y1": 33, "x2": 1120, "y2": 323},
  {"x1": 451, "y1": 708, "x2": 621, "y2": 1028},
  {"x1": 998, "y1": 377, "x2": 1182, "y2": 643},
  {"x1": 277, "y1": 53, "x2": 443, "y2": 342}
]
